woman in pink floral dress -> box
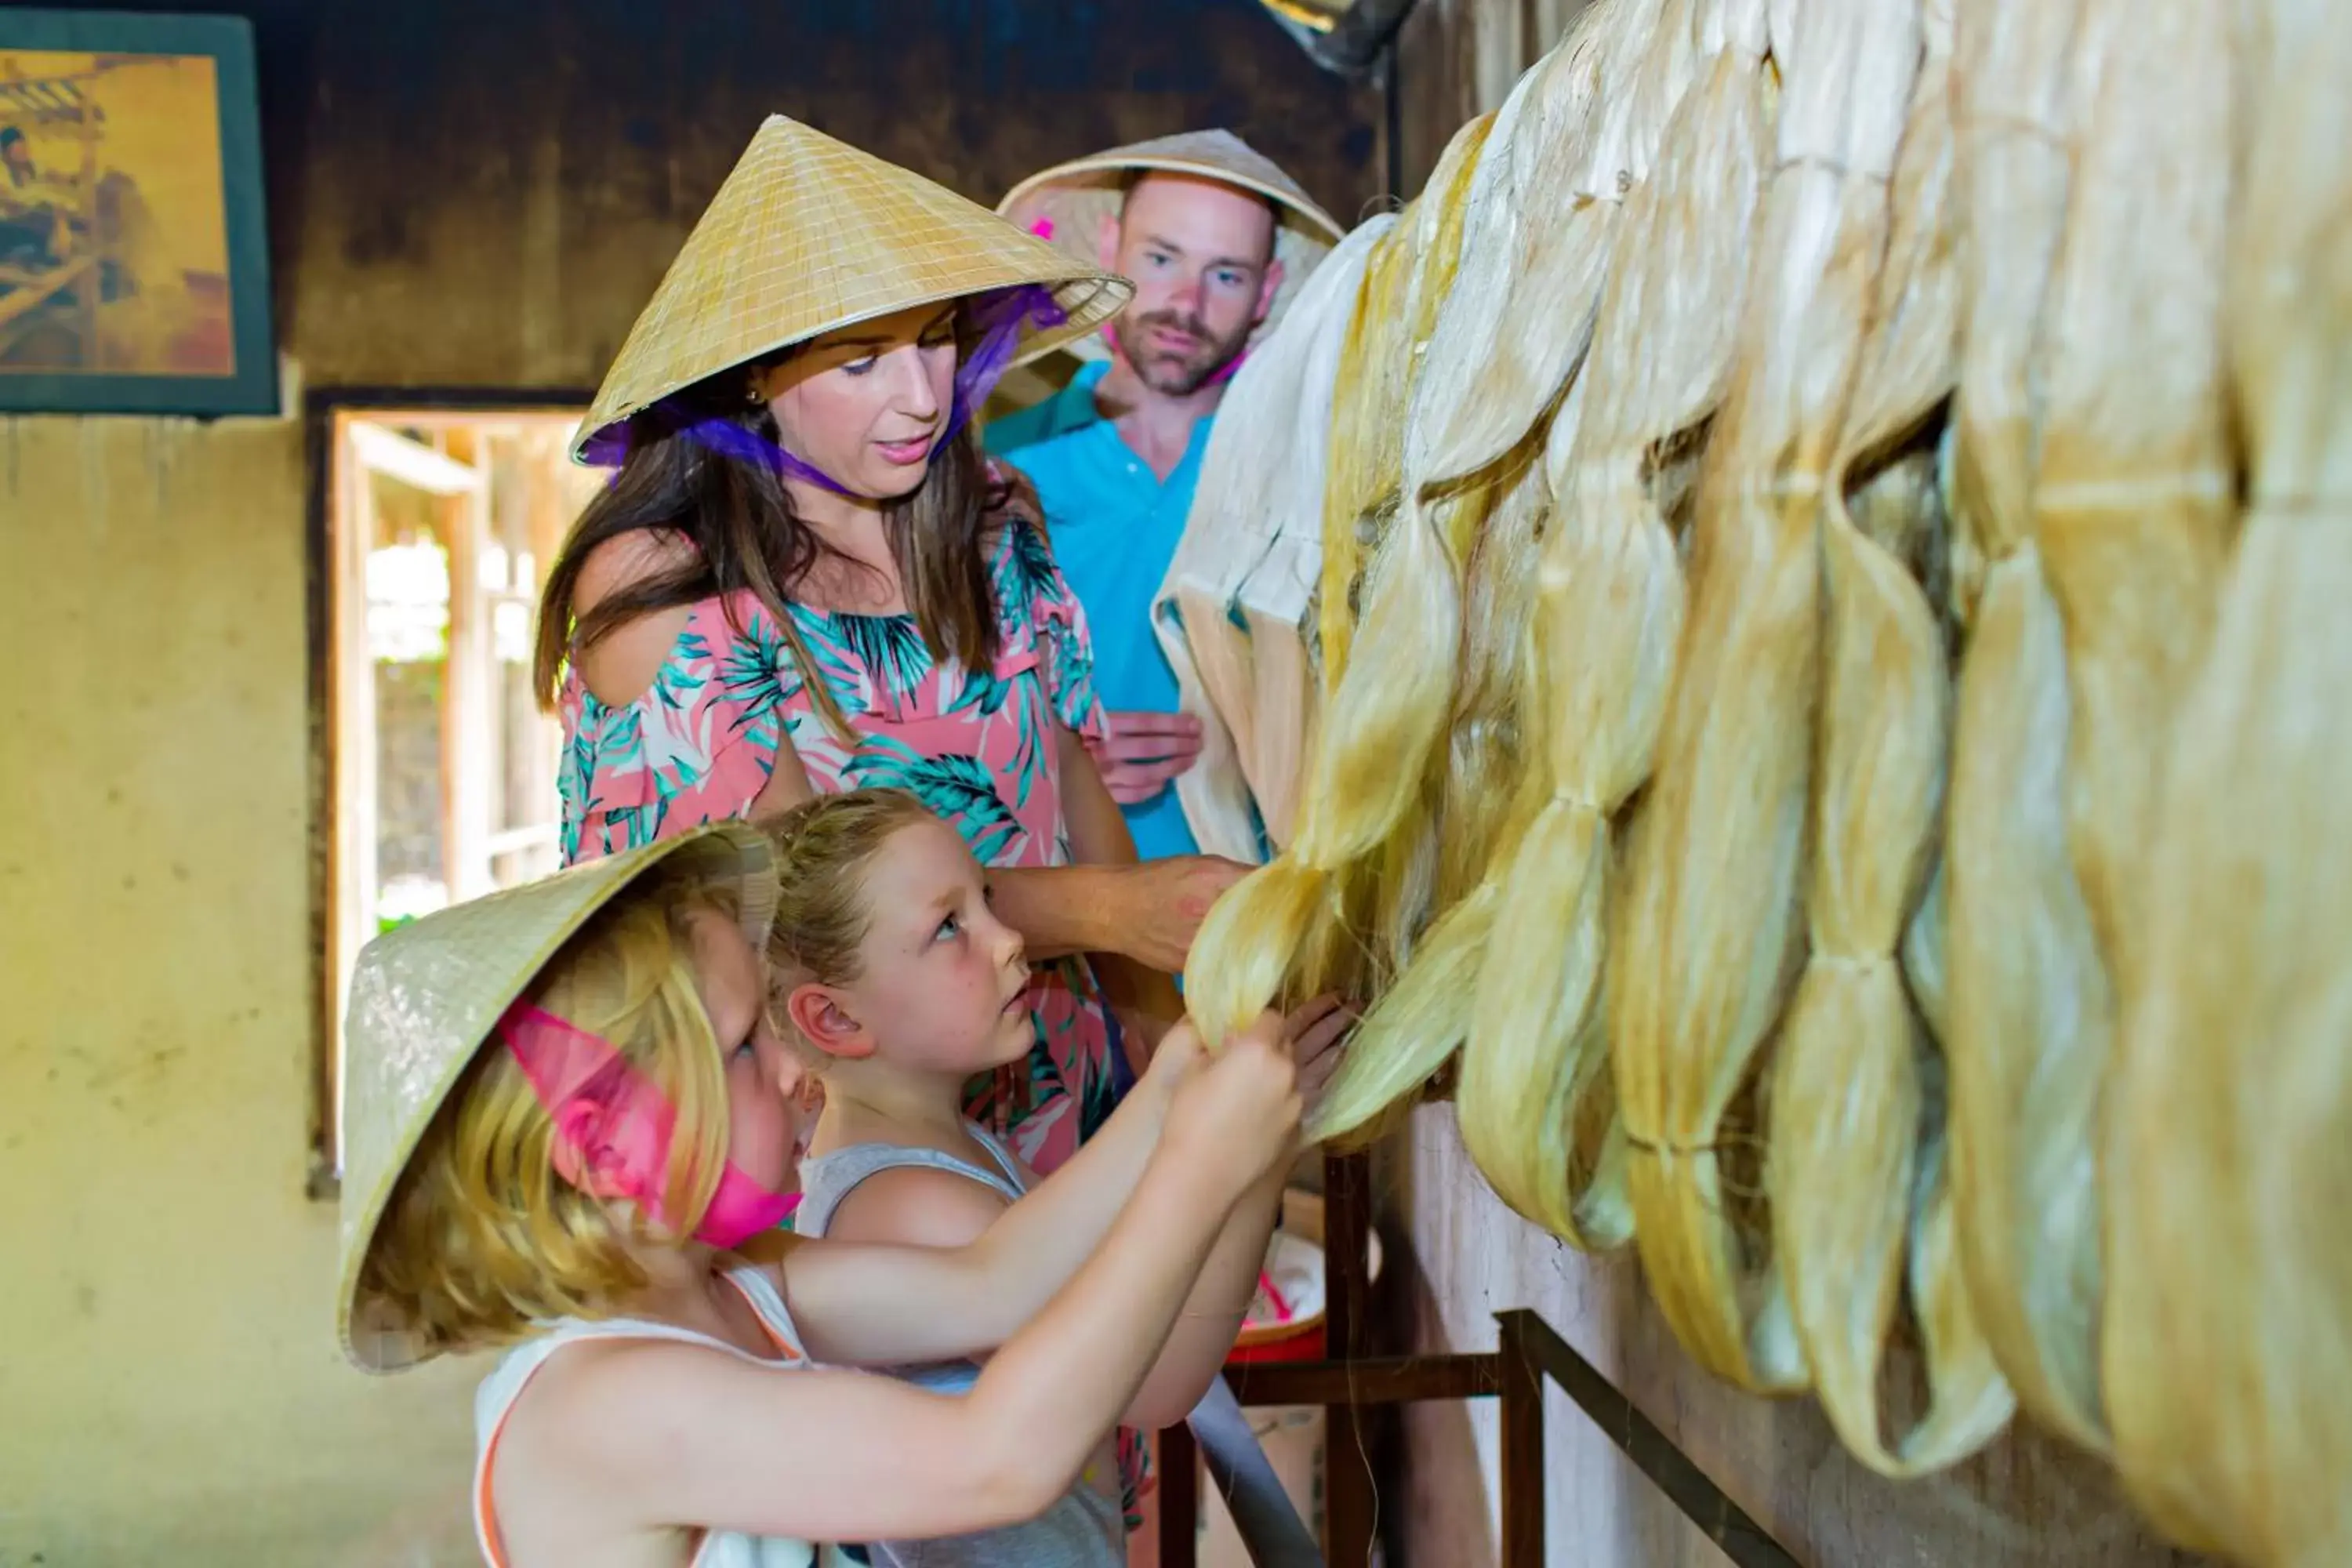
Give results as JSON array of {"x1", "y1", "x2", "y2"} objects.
[{"x1": 535, "y1": 120, "x2": 1238, "y2": 1184}]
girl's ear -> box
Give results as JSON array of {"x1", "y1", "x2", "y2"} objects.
[
  {"x1": 545, "y1": 1100, "x2": 637, "y2": 1201},
  {"x1": 784, "y1": 982, "x2": 876, "y2": 1062}
]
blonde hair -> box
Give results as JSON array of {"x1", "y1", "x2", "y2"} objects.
[
  {"x1": 361, "y1": 869, "x2": 742, "y2": 1356},
  {"x1": 755, "y1": 788, "x2": 942, "y2": 993}
]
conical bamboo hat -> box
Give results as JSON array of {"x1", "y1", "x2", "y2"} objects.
[
  {"x1": 997, "y1": 129, "x2": 1345, "y2": 361},
  {"x1": 576, "y1": 115, "x2": 1133, "y2": 460},
  {"x1": 336, "y1": 824, "x2": 777, "y2": 1373}
]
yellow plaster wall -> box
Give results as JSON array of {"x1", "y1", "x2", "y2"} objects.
[{"x1": 0, "y1": 410, "x2": 477, "y2": 1566}]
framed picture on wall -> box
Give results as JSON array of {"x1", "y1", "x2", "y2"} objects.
[{"x1": 0, "y1": 9, "x2": 274, "y2": 417}]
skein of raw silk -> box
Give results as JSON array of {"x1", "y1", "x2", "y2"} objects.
[
  {"x1": 2104, "y1": 5, "x2": 2350, "y2": 1560},
  {"x1": 1347, "y1": 113, "x2": 1501, "y2": 982},
  {"x1": 1313, "y1": 220, "x2": 1416, "y2": 698},
  {"x1": 1766, "y1": 0, "x2": 2013, "y2": 1472},
  {"x1": 1186, "y1": 118, "x2": 1497, "y2": 1048},
  {"x1": 1766, "y1": 0, "x2": 2012, "y2": 1474},
  {"x1": 1152, "y1": 214, "x2": 1395, "y2": 863},
  {"x1": 2029, "y1": 0, "x2": 2237, "y2": 1014},
  {"x1": 1240, "y1": 214, "x2": 1424, "y2": 1011},
  {"x1": 1606, "y1": 0, "x2": 1915, "y2": 1395},
  {"x1": 1412, "y1": 0, "x2": 1673, "y2": 493},
  {"x1": 1312, "y1": 109, "x2": 1489, "y2": 711},
  {"x1": 1312, "y1": 51, "x2": 1531, "y2": 710},
  {"x1": 1308, "y1": 0, "x2": 1731, "y2": 1147},
  {"x1": 1221, "y1": 220, "x2": 1402, "y2": 848},
  {"x1": 1940, "y1": 0, "x2": 2114, "y2": 1454},
  {"x1": 1300, "y1": 435, "x2": 1545, "y2": 1148},
  {"x1": 1432, "y1": 426, "x2": 1547, "y2": 919},
  {"x1": 1447, "y1": 6, "x2": 1773, "y2": 1248},
  {"x1": 1294, "y1": 119, "x2": 1497, "y2": 1006},
  {"x1": 1392, "y1": 11, "x2": 1596, "y2": 506}
]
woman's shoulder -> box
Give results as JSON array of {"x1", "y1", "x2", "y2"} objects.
[
  {"x1": 573, "y1": 528, "x2": 699, "y2": 617},
  {"x1": 980, "y1": 494, "x2": 1069, "y2": 588},
  {"x1": 985, "y1": 455, "x2": 1046, "y2": 538},
  {"x1": 569, "y1": 532, "x2": 770, "y2": 710}
]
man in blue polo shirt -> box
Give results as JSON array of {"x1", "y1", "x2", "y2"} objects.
[{"x1": 990, "y1": 131, "x2": 1342, "y2": 862}]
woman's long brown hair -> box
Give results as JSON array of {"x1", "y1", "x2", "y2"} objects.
[{"x1": 534, "y1": 321, "x2": 1014, "y2": 739}]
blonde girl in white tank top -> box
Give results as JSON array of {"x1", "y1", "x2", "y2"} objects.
[{"x1": 336, "y1": 823, "x2": 1308, "y2": 1568}]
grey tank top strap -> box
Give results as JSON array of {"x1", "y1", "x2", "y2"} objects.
[
  {"x1": 793, "y1": 1127, "x2": 1127, "y2": 1567},
  {"x1": 796, "y1": 1126, "x2": 1028, "y2": 1240}
]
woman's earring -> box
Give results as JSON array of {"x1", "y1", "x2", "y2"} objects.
[{"x1": 746, "y1": 383, "x2": 764, "y2": 407}]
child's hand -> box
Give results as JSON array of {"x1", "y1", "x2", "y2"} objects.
[
  {"x1": 1140, "y1": 1017, "x2": 1207, "y2": 1100},
  {"x1": 1281, "y1": 995, "x2": 1356, "y2": 1116},
  {"x1": 1162, "y1": 1012, "x2": 1300, "y2": 1195}
]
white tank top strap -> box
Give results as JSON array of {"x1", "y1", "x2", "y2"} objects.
[
  {"x1": 472, "y1": 1298, "x2": 830, "y2": 1568},
  {"x1": 717, "y1": 1263, "x2": 808, "y2": 1358}
]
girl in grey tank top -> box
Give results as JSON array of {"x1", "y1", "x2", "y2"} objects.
[
  {"x1": 797, "y1": 1129, "x2": 1127, "y2": 1568},
  {"x1": 760, "y1": 791, "x2": 1327, "y2": 1568}
]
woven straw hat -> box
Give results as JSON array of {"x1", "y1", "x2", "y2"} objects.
[
  {"x1": 575, "y1": 115, "x2": 1134, "y2": 460},
  {"x1": 996, "y1": 129, "x2": 1346, "y2": 362},
  {"x1": 336, "y1": 823, "x2": 778, "y2": 1374}
]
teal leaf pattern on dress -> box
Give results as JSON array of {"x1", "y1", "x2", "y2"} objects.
[
  {"x1": 837, "y1": 612, "x2": 932, "y2": 713},
  {"x1": 842, "y1": 732, "x2": 1026, "y2": 866},
  {"x1": 782, "y1": 603, "x2": 874, "y2": 718},
  {"x1": 1001, "y1": 517, "x2": 1058, "y2": 615},
  {"x1": 712, "y1": 617, "x2": 795, "y2": 749},
  {"x1": 942, "y1": 657, "x2": 1013, "y2": 720}
]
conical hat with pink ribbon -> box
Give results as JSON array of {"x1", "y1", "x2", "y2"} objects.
[
  {"x1": 997, "y1": 129, "x2": 1345, "y2": 361},
  {"x1": 336, "y1": 823, "x2": 777, "y2": 1373}
]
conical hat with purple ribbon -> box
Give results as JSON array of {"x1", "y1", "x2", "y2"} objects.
[
  {"x1": 996, "y1": 129, "x2": 1345, "y2": 362},
  {"x1": 576, "y1": 115, "x2": 1133, "y2": 461}
]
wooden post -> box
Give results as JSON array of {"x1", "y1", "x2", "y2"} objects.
[
  {"x1": 1498, "y1": 1311, "x2": 1546, "y2": 1566},
  {"x1": 1323, "y1": 1148, "x2": 1377, "y2": 1564},
  {"x1": 1158, "y1": 1421, "x2": 1199, "y2": 1568}
]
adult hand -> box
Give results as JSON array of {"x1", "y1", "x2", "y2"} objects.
[
  {"x1": 1094, "y1": 709, "x2": 1206, "y2": 804},
  {"x1": 1117, "y1": 854, "x2": 1251, "y2": 974},
  {"x1": 1280, "y1": 995, "x2": 1357, "y2": 1119}
]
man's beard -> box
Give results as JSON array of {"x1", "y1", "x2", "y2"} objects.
[{"x1": 1110, "y1": 307, "x2": 1252, "y2": 396}]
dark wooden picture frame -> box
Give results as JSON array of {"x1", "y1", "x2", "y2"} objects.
[{"x1": 0, "y1": 9, "x2": 275, "y2": 416}]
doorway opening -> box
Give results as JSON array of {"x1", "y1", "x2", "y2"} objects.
[{"x1": 315, "y1": 403, "x2": 601, "y2": 1179}]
